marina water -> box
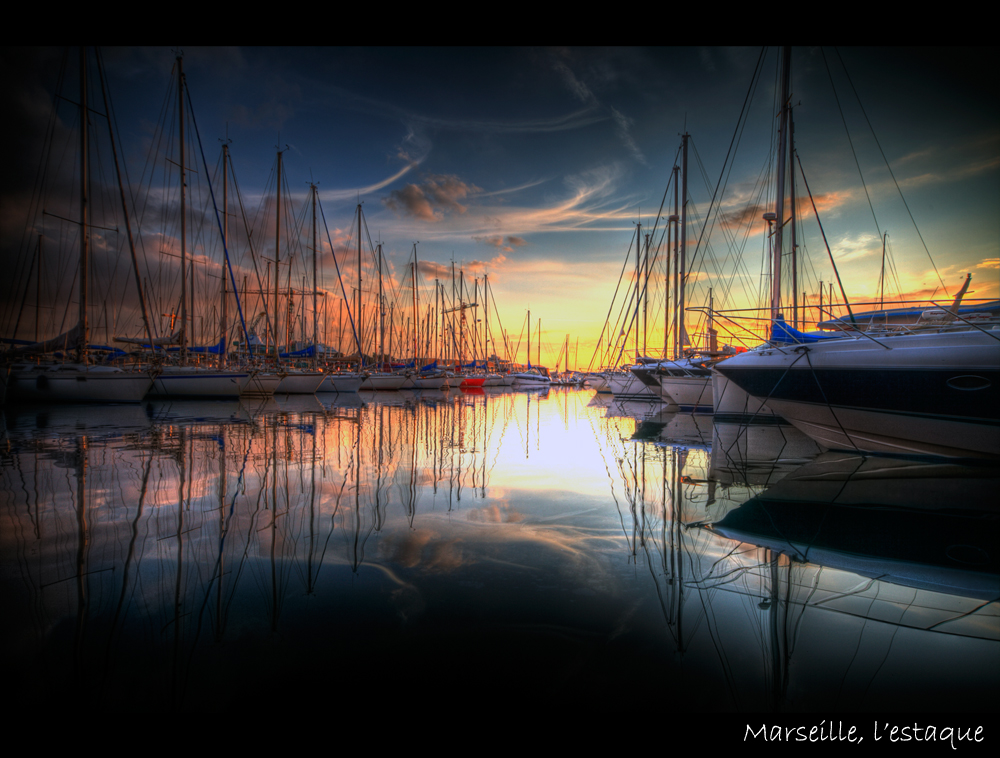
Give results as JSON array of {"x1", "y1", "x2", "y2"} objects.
[{"x1": 2, "y1": 387, "x2": 996, "y2": 711}]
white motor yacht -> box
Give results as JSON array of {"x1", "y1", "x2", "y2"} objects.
[
  {"x1": 714, "y1": 325, "x2": 1000, "y2": 458},
  {"x1": 510, "y1": 367, "x2": 551, "y2": 387}
]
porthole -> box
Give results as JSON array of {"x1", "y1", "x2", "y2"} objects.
[{"x1": 946, "y1": 375, "x2": 991, "y2": 391}]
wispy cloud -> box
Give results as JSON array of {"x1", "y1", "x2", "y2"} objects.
[
  {"x1": 832, "y1": 232, "x2": 880, "y2": 263},
  {"x1": 552, "y1": 59, "x2": 596, "y2": 104},
  {"x1": 316, "y1": 79, "x2": 607, "y2": 136},
  {"x1": 610, "y1": 106, "x2": 646, "y2": 165},
  {"x1": 550, "y1": 52, "x2": 645, "y2": 165}
]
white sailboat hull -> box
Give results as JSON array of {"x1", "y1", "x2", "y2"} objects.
[
  {"x1": 320, "y1": 374, "x2": 363, "y2": 393},
  {"x1": 275, "y1": 372, "x2": 325, "y2": 394},
  {"x1": 7, "y1": 365, "x2": 153, "y2": 403},
  {"x1": 412, "y1": 375, "x2": 448, "y2": 390},
  {"x1": 241, "y1": 372, "x2": 283, "y2": 396},
  {"x1": 148, "y1": 368, "x2": 249, "y2": 398},
  {"x1": 360, "y1": 374, "x2": 407, "y2": 391}
]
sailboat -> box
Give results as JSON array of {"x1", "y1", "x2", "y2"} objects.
[
  {"x1": 510, "y1": 311, "x2": 550, "y2": 387},
  {"x1": 596, "y1": 218, "x2": 664, "y2": 402},
  {"x1": 407, "y1": 244, "x2": 447, "y2": 390},
  {"x1": 271, "y1": 165, "x2": 323, "y2": 395},
  {"x1": 627, "y1": 135, "x2": 736, "y2": 412},
  {"x1": 5, "y1": 48, "x2": 153, "y2": 404},
  {"x1": 344, "y1": 203, "x2": 403, "y2": 391},
  {"x1": 141, "y1": 55, "x2": 251, "y2": 399}
]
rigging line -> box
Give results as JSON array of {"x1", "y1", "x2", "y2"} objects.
[
  {"x1": 586, "y1": 226, "x2": 634, "y2": 372},
  {"x1": 796, "y1": 151, "x2": 857, "y2": 325},
  {"x1": 608, "y1": 233, "x2": 642, "y2": 362},
  {"x1": 698, "y1": 138, "x2": 771, "y2": 313},
  {"x1": 5, "y1": 48, "x2": 68, "y2": 334},
  {"x1": 818, "y1": 47, "x2": 883, "y2": 239},
  {"x1": 231, "y1": 158, "x2": 273, "y2": 344},
  {"x1": 680, "y1": 47, "x2": 768, "y2": 294},
  {"x1": 642, "y1": 142, "x2": 683, "y2": 247},
  {"x1": 185, "y1": 84, "x2": 250, "y2": 349},
  {"x1": 317, "y1": 199, "x2": 362, "y2": 356},
  {"x1": 833, "y1": 47, "x2": 949, "y2": 296},
  {"x1": 96, "y1": 47, "x2": 153, "y2": 347},
  {"x1": 102, "y1": 48, "x2": 156, "y2": 339}
]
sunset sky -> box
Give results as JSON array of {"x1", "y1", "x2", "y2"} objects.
[{"x1": 3, "y1": 47, "x2": 997, "y2": 368}]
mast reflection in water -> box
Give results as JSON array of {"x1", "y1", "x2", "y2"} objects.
[{"x1": 2, "y1": 388, "x2": 996, "y2": 711}]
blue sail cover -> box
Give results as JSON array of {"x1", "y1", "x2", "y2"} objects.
[
  {"x1": 191, "y1": 338, "x2": 227, "y2": 354},
  {"x1": 278, "y1": 345, "x2": 316, "y2": 359},
  {"x1": 770, "y1": 317, "x2": 843, "y2": 344},
  {"x1": 420, "y1": 361, "x2": 438, "y2": 373}
]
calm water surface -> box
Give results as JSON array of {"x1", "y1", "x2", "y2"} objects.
[{"x1": 2, "y1": 387, "x2": 997, "y2": 711}]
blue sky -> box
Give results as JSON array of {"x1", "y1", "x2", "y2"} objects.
[{"x1": 3, "y1": 47, "x2": 996, "y2": 365}]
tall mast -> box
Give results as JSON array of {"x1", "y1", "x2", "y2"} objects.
[
  {"x1": 527, "y1": 310, "x2": 531, "y2": 368},
  {"x1": 473, "y1": 278, "x2": 479, "y2": 366},
  {"x1": 412, "y1": 243, "x2": 419, "y2": 365},
  {"x1": 357, "y1": 203, "x2": 363, "y2": 367},
  {"x1": 274, "y1": 149, "x2": 282, "y2": 363},
  {"x1": 459, "y1": 268, "x2": 465, "y2": 367},
  {"x1": 789, "y1": 102, "x2": 798, "y2": 329},
  {"x1": 643, "y1": 229, "x2": 649, "y2": 357},
  {"x1": 378, "y1": 242, "x2": 385, "y2": 369},
  {"x1": 178, "y1": 55, "x2": 188, "y2": 365},
  {"x1": 78, "y1": 47, "x2": 89, "y2": 364},
  {"x1": 679, "y1": 132, "x2": 688, "y2": 360},
  {"x1": 671, "y1": 164, "x2": 679, "y2": 359},
  {"x1": 484, "y1": 273, "x2": 490, "y2": 369},
  {"x1": 220, "y1": 141, "x2": 229, "y2": 368},
  {"x1": 771, "y1": 45, "x2": 792, "y2": 323},
  {"x1": 312, "y1": 182, "x2": 318, "y2": 369},
  {"x1": 634, "y1": 221, "x2": 640, "y2": 361}
]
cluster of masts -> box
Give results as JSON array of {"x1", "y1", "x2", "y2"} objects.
[{"x1": 1, "y1": 49, "x2": 572, "y2": 403}]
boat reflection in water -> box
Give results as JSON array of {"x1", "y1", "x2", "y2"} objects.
[{"x1": 2, "y1": 388, "x2": 996, "y2": 711}]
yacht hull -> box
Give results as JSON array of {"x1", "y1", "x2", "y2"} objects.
[
  {"x1": 510, "y1": 373, "x2": 550, "y2": 387},
  {"x1": 658, "y1": 376, "x2": 713, "y2": 413},
  {"x1": 715, "y1": 330, "x2": 1000, "y2": 458},
  {"x1": 604, "y1": 372, "x2": 657, "y2": 400}
]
